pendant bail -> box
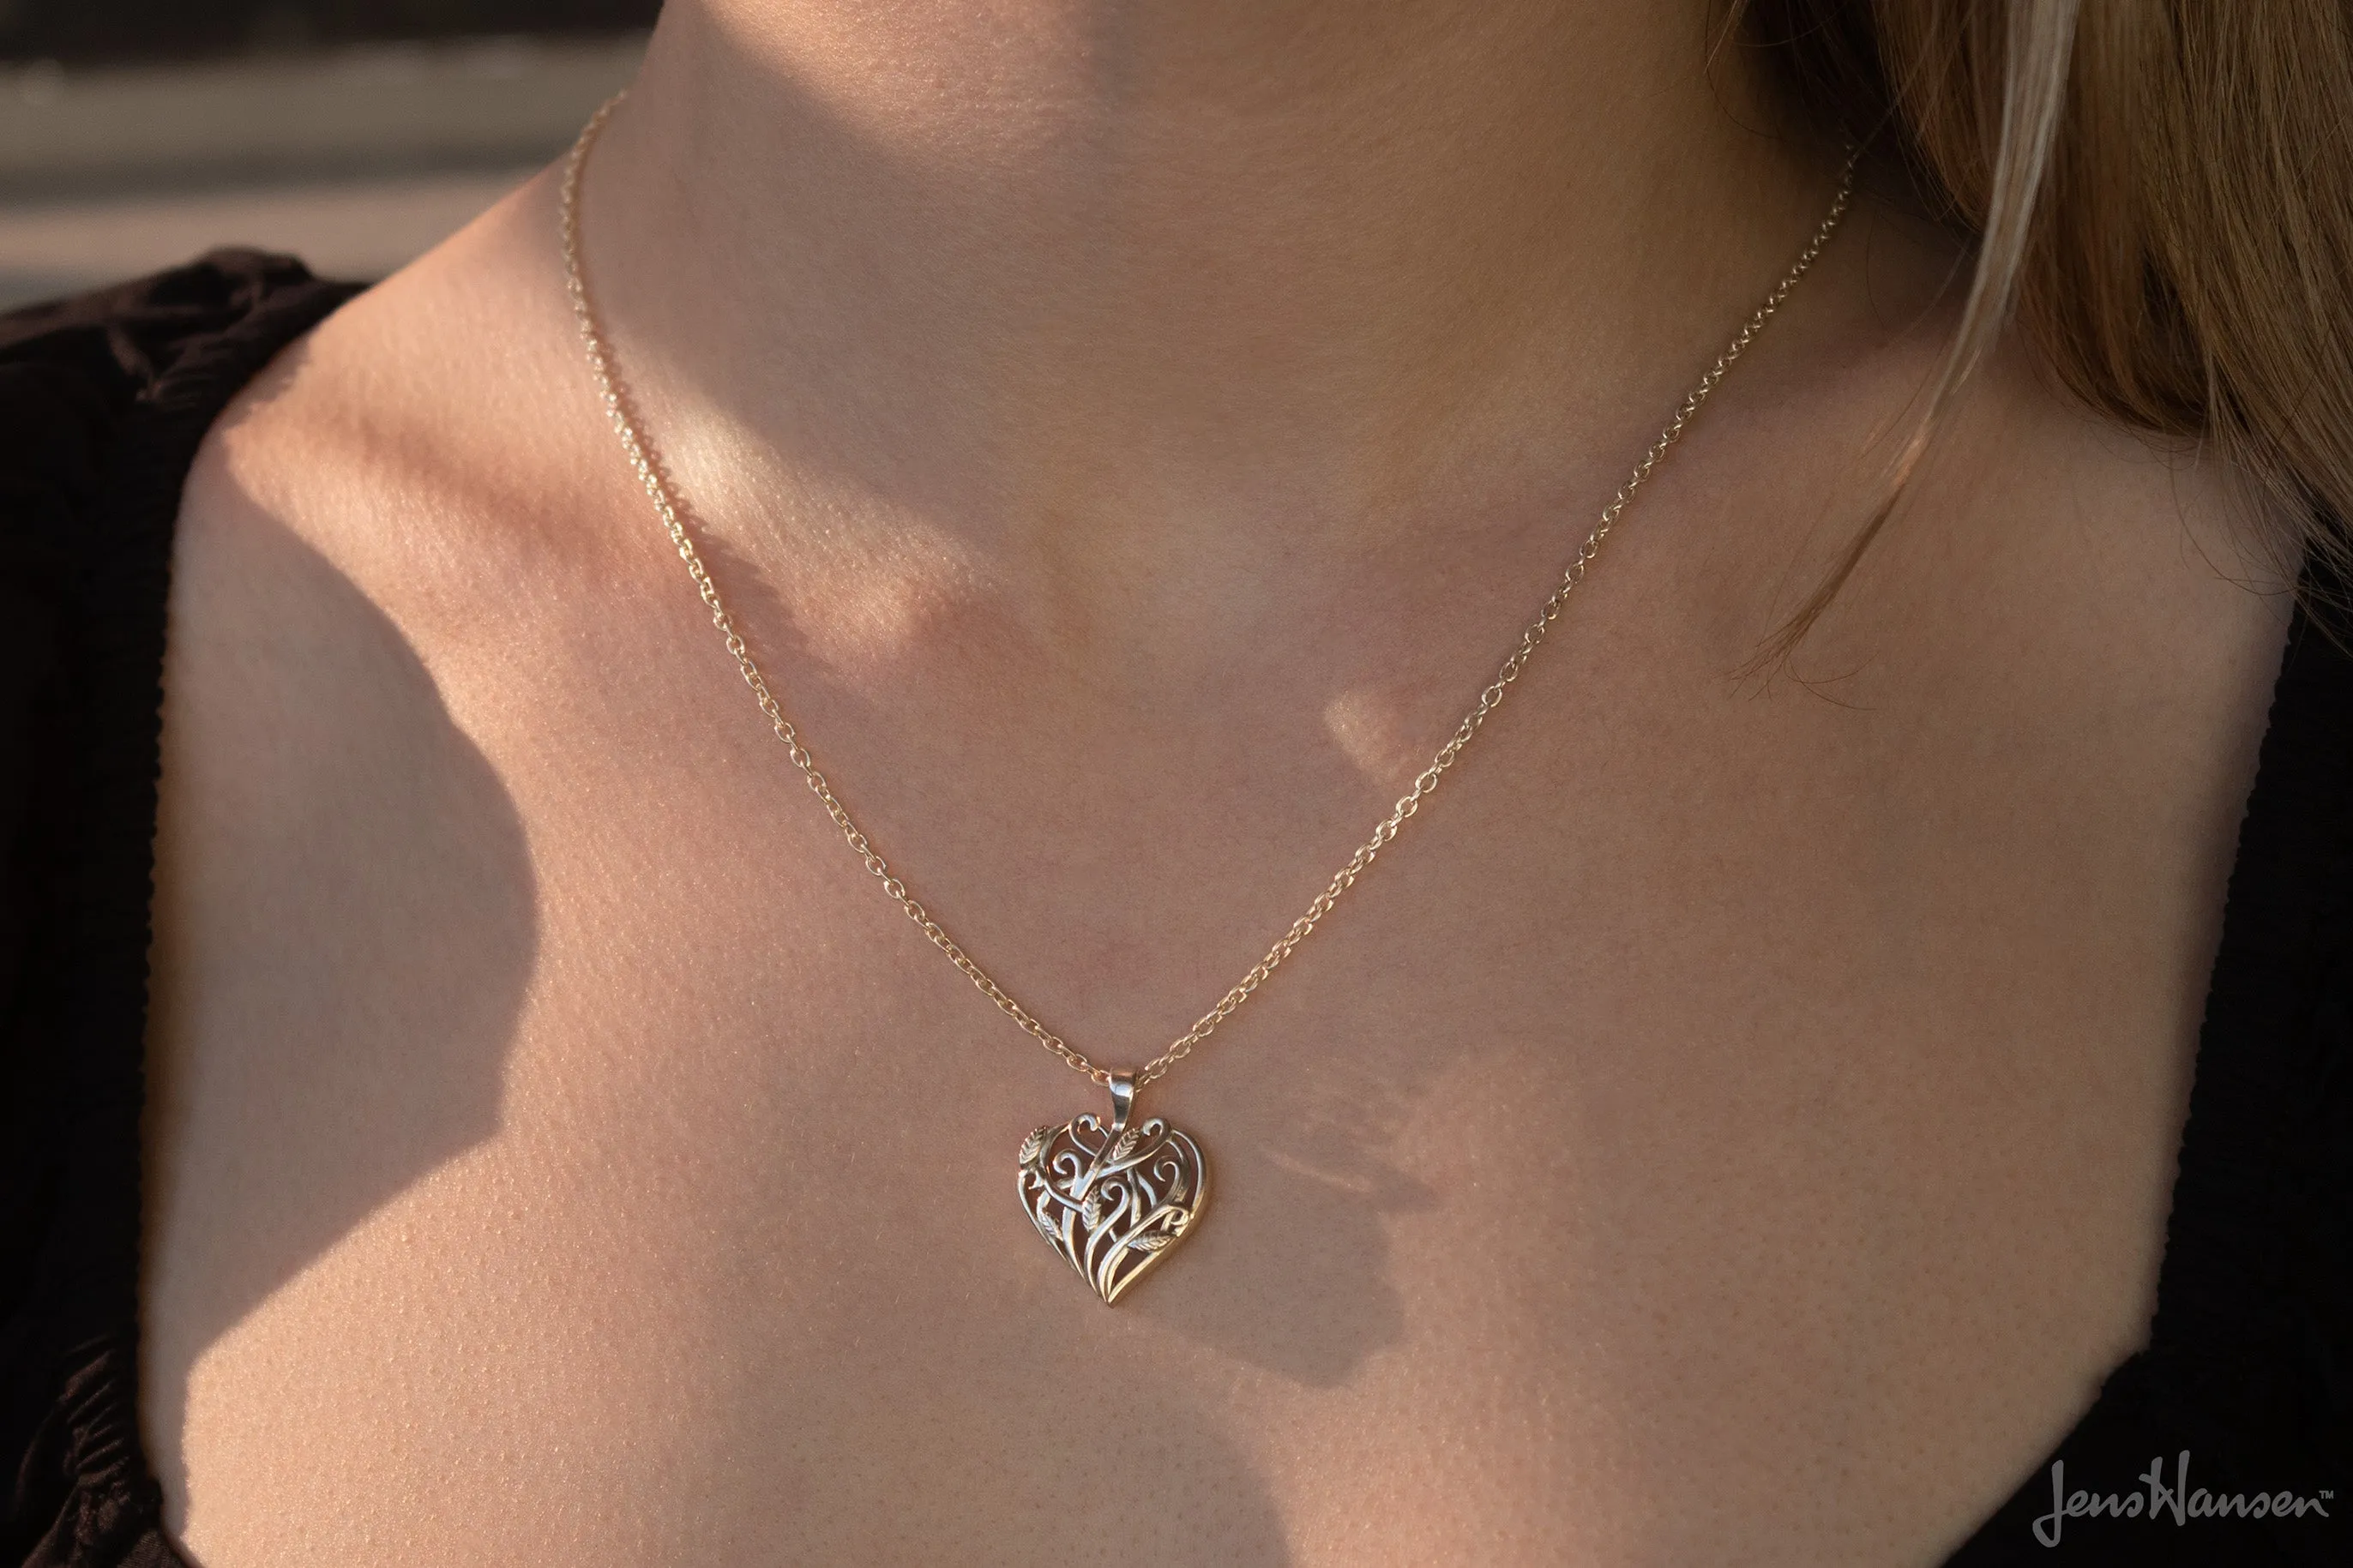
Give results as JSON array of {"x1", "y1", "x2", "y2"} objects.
[{"x1": 1107, "y1": 1072, "x2": 1135, "y2": 1135}]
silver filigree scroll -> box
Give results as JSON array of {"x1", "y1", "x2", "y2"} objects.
[{"x1": 1018, "y1": 1073, "x2": 1207, "y2": 1305}]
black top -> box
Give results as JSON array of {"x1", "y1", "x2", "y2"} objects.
[{"x1": 0, "y1": 254, "x2": 2344, "y2": 1567}]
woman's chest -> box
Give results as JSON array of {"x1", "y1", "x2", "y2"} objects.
[{"x1": 141, "y1": 603, "x2": 2232, "y2": 1565}]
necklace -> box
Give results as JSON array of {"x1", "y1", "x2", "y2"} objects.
[{"x1": 560, "y1": 95, "x2": 1854, "y2": 1305}]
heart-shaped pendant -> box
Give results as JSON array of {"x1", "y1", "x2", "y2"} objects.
[{"x1": 1017, "y1": 1073, "x2": 1207, "y2": 1305}]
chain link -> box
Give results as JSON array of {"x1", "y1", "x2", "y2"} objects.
[{"x1": 561, "y1": 94, "x2": 1855, "y2": 1087}]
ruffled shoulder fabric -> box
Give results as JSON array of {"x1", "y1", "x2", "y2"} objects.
[{"x1": 0, "y1": 255, "x2": 363, "y2": 1568}]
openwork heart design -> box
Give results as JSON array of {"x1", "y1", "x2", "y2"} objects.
[{"x1": 1017, "y1": 1075, "x2": 1207, "y2": 1305}]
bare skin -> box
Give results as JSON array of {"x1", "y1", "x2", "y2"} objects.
[{"x1": 142, "y1": 2, "x2": 2290, "y2": 1563}]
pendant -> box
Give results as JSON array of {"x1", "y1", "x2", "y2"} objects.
[{"x1": 1018, "y1": 1072, "x2": 1207, "y2": 1305}]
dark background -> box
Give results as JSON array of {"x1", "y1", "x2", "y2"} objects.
[{"x1": 0, "y1": 1, "x2": 662, "y2": 63}]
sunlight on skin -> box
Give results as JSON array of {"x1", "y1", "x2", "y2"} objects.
[{"x1": 1320, "y1": 686, "x2": 1428, "y2": 787}]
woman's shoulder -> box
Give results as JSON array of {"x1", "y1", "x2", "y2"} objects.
[
  {"x1": 0, "y1": 249, "x2": 364, "y2": 644},
  {"x1": 0, "y1": 246, "x2": 366, "y2": 879},
  {"x1": 0, "y1": 245, "x2": 365, "y2": 909},
  {"x1": 181, "y1": 167, "x2": 644, "y2": 655},
  {"x1": 0, "y1": 252, "x2": 359, "y2": 1568}
]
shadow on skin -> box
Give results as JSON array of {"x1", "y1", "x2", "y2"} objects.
[
  {"x1": 1129, "y1": 1072, "x2": 1433, "y2": 1389},
  {"x1": 138, "y1": 366, "x2": 537, "y2": 1533}
]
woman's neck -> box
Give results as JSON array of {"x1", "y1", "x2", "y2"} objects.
[{"x1": 581, "y1": 0, "x2": 1840, "y2": 633}]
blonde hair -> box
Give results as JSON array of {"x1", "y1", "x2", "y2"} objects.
[{"x1": 1738, "y1": 0, "x2": 2353, "y2": 640}]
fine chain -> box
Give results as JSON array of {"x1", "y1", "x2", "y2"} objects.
[{"x1": 560, "y1": 94, "x2": 1855, "y2": 1089}]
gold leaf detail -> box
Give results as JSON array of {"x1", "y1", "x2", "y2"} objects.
[{"x1": 1019, "y1": 1110, "x2": 1207, "y2": 1304}]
